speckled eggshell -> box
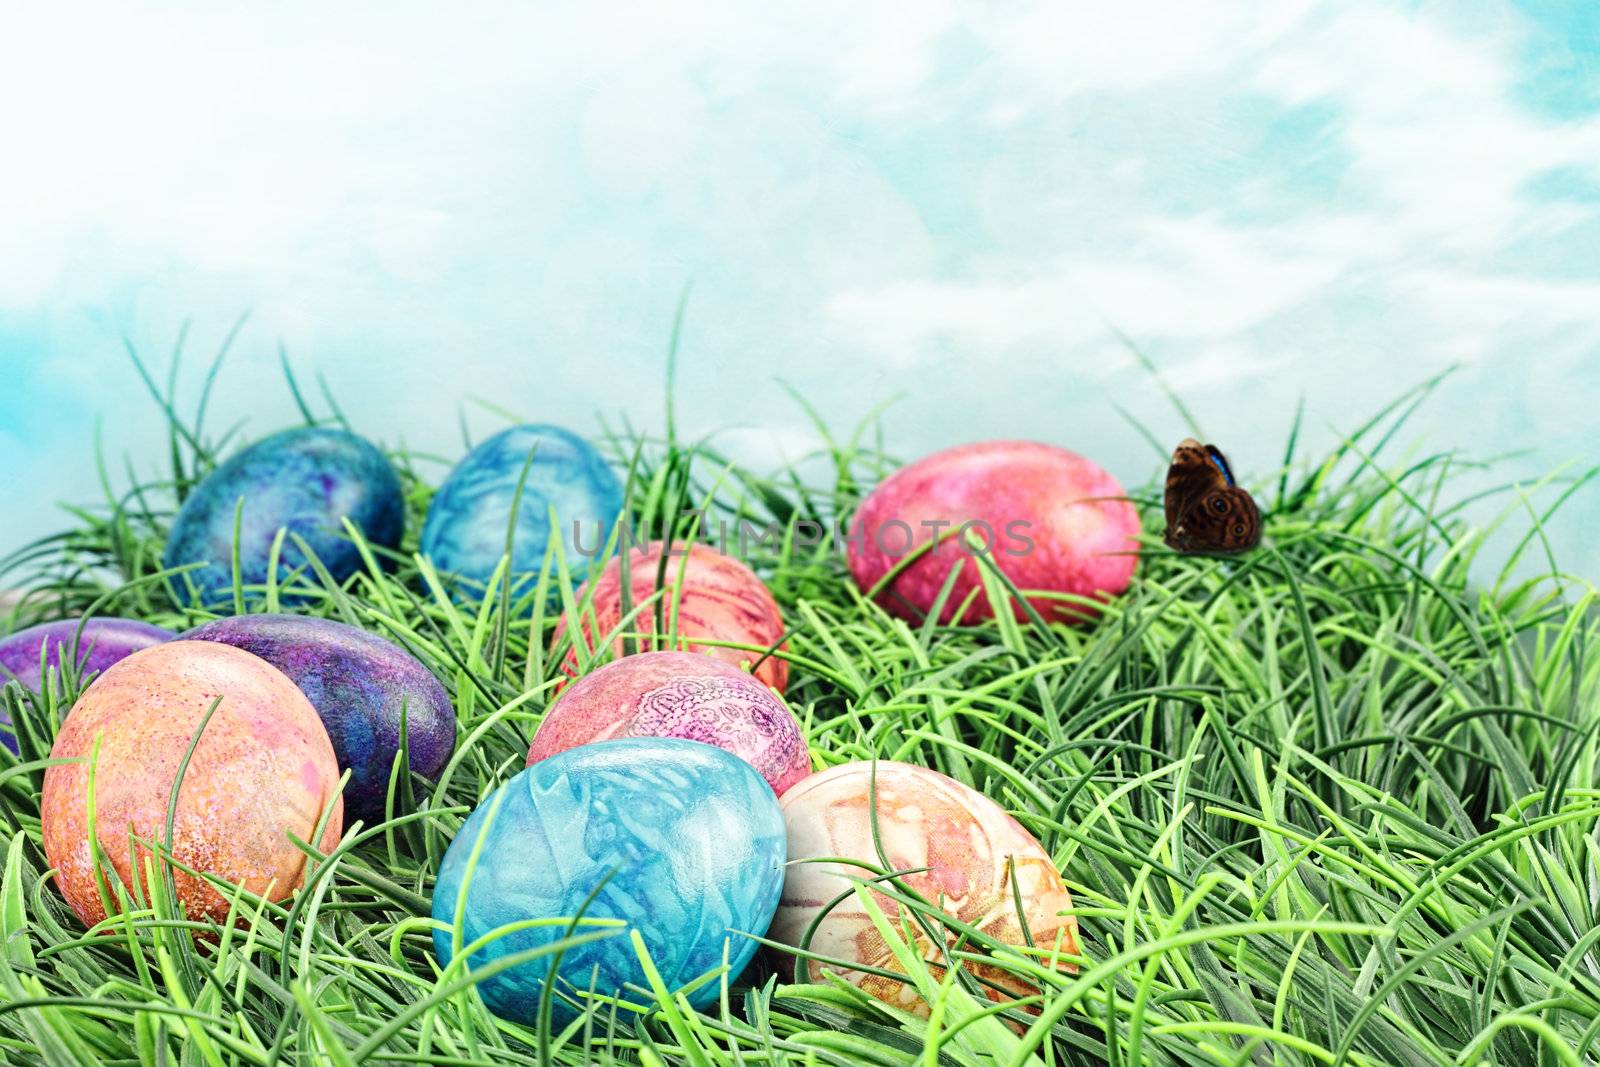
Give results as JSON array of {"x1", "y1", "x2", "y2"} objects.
[
  {"x1": 41, "y1": 641, "x2": 344, "y2": 927},
  {"x1": 182, "y1": 614, "x2": 456, "y2": 822},
  {"x1": 847, "y1": 440, "x2": 1139, "y2": 624},
  {"x1": 0, "y1": 618, "x2": 174, "y2": 753},
  {"x1": 432, "y1": 737, "x2": 787, "y2": 1023},
  {"x1": 771, "y1": 761, "x2": 1079, "y2": 1015},
  {"x1": 556, "y1": 541, "x2": 788, "y2": 692},
  {"x1": 163, "y1": 428, "x2": 404, "y2": 606},
  {"x1": 529, "y1": 651, "x2": 809, "y2": 795},
  {"x1": 419, "y1": 424, "x2": 623, "y2": 598}
]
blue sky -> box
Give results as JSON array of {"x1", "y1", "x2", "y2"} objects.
[{"x1": 2, "y1": 2, "x2": 1598, "y2": 579}]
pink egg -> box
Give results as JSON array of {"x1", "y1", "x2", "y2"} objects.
[
  {"x1": 41, "y1": 641, "x2": 344, "y2": 927},
  {"x1": 847, "y1": 440, "x2": 1139, "y2": 624},
  {"x1": 771, "y1": 761, "x2": 1079, "y2": 1015},
  {"x1": 556, "y1": 541, "x2": 789, "y2": 692},
  {"x1": 528, "y1": 651, "x2": 810, "y2": 794}
]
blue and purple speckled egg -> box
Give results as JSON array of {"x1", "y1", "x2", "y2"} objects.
[
  {"x1": 0, "y1": 617, "x2": 174, "y2": 753},
  {"x1": 419, "y1": 424, "x2": 623, "y2": 599},
  {"x1": 164, "y1": 428, "x2": 405, "y2": 606},
  {"x1": 183, "y1": 614, "x2": 455, "y2": 822},
  {"x1": 431, "y1": 737, "x2": 786, "y2": 1023}
]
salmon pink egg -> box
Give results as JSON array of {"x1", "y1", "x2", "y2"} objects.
[
  {"x1": 41, "y1": 641, "x2": 343, "y2": 927},
  {"x1": 556, "y1": 541, "x2": 788, "y2": 692}
]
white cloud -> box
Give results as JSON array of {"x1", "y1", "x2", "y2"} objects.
[
  {"x1": 1255, "y1": 7, "x2": 1600, "y2": 250},
  {"x1": 821, "y1": 1, "x2": 1600, "y2": 393},
  {"x1": 1160, "y1": 347, "x2": 1290, "y2": 393},
  {"x1": 824, "y1": 216, "x2": 1347, "y2": 358},
  {"x1": 969, "y1": 1, "x2": 1315, "y2": 103}
]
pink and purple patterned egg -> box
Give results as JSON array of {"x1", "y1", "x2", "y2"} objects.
[
  {"x1": 771, "y1": 761, "x2": 1080, "y2": 1015},
  {"x1": 0, "y1": 617, "x2": 174, "y2": 753},
  {"x1": 847, "y1": 440, "x2": 1139, "y2": 625},
  {"x1": 528, "y1": 651, "x2": 809, "y2": 794}
]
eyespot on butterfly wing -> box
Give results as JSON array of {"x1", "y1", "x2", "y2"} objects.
[{"x1": 1162, "y1": 438, "x2": 1261, "y2": 555}]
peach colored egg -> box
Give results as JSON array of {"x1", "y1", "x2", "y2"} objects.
[
  {"x1": 41, "y1": 641, "x2": 343, "y2": 927},
  {"x1": 528, "y1": 651, "x2": 810, "y2": 794},
  {"x1": 555, "y1": 541, "x2": 788, "y2": 692},
  {"x1": 847, "y1": 440, "x2": 1139, "y2": 624},
  {"x1": 771, "y1": 761, "x2": 1079, "y2": 1015}
]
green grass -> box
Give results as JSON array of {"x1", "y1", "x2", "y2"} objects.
[{"x1": 3, "y1": 357, "x2": 1600, "y2": 1066}]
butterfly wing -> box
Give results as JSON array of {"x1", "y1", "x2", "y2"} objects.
[
  {"x1": 1204, "y1": 445, "x2": 1236, "y2": 486},
  {"x1": 1172, "y1": 486, "x2": 1261, "y2": 554},
  {"x1": 1163, "y1": 439, "x2": 1262, "y2": 554},
  {"x1": 1163, "y1": 439, "x2": 1223, "y2": 541}
]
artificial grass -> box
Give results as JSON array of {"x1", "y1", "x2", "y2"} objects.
[{"x1": 2, "y1": 358, "x2": 1599, "y2": 1066}]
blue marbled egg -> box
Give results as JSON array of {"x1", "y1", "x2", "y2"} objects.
[
  {"x1": 182, "y1": 614, "x2": 456, "y2": 822},
  {"x1": 164, "y1": 428, "x2": 404, "y2": 606},
  {"x1": 419, "y1": 424, "x2": 622, "y2": 598},
  {"x1": 431, "y1": 738, "x2": 786, "y2": 1023}
]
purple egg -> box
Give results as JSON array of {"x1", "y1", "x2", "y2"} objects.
[
  {"x1": 182, "y1": 614, "x2": 456, "y2": 822},
  {"x1": 0, "y1": 618, "x2": 175, "y2": 753}
]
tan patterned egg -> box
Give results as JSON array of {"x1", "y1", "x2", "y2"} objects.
[
  {"x1": 771, "y1": 761, "x2": 1078, "y2": 1014},
  {"x1": 41, "y1": 641, "x2": 344, "y2": 927}
]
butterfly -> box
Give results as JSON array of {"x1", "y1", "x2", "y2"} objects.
[{"x1": 1162, "y1": 438, "x2": 1261, "y2": 554}]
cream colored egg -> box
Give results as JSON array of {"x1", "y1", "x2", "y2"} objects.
[{"x1": 772, "y1": 761, "x2": 1078, "y2": 1014}]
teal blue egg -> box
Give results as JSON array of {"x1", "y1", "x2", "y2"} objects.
[
  {"x1": 419, "y1": 424, "x2": 622, "y2": 599},
  {"x1": 430, "y1": 738, "x2": 786, "y2": 1023}
]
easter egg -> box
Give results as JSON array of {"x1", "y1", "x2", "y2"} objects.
[
  {"x1": 555, "y1": 541, "x2": 789, "y2": 692},
  {"x1": 847, "y1": 440, "x2": 1139, "y2": 624},
  {"x1": 420, "y1": 424, "x2": 623, "y2": 598},
  {"x1": 163, "y1": 427, "x2": 404, "y2": 606},
  {"x1": 182, "y1": 614, "x2": 455, "y2": 822},
  {"x1": 529, "y1": 652, "x2": 808, "y2": 794},
  {"x1": 41, "y1": 641, "x2": 343, "y2": 926},
  {"x1": 771, "y1": 761, "x2": 1079, "y2": 1015},
  {"x1": 0, "y1": 617, "x2": 174, "y2": 753},
  {"x1": 431, "y1": 737, "x2": 787, "y2": 1022}
]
